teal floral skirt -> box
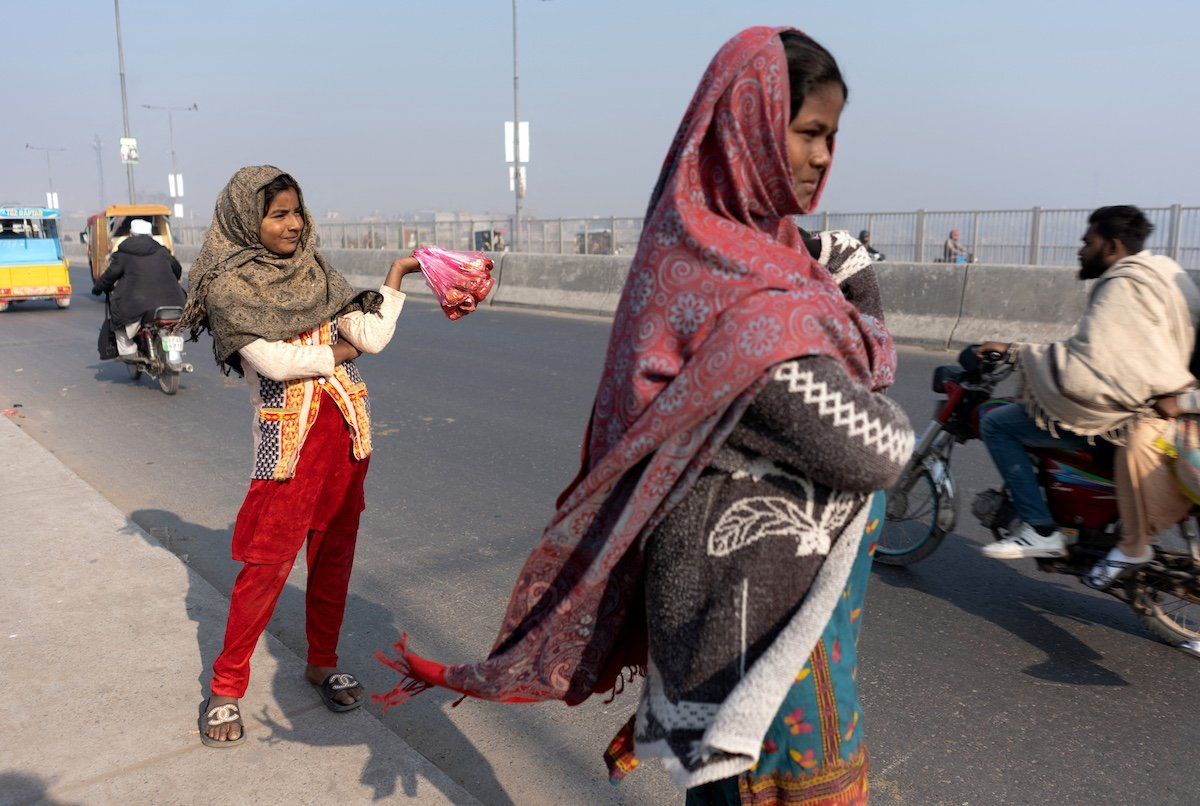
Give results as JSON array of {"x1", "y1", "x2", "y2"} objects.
[{"x1": 686, "y1": 493, "x2": 884, "y2": 805}]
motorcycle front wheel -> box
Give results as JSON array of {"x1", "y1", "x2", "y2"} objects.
[{"x1": 876, "y1": 467, "x2": 947, "y2": 566}]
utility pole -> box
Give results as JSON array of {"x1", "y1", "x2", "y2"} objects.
[
  {"x1": 113, "y1": 0, "x2": 136, "y2": 202},
  {"x1": 511, "y1": 0, "x2": 521, "y2": 251},
  {"x1": 92, "y1": 135, "x2": 106, "y2": 209},
  {"x1": 26, "y1": 144, "x2": 66, "y2": 208},
  {"x1": 143, "y1": 102, "x2": 197, "y2": 217},
  {"x1": 142, "y1": 103, "x2": 197, "y2": 187}
]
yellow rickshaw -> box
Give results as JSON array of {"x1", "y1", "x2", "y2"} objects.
[
  {"x1": 0, "y1": 207, "x2": 72, "y2": 311},
  {"x1": 84, "y1": 204, "x2": 175, "y2": 281}
]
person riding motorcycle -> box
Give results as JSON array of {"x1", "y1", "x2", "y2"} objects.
[
  {"x1": 975, "y1": 205, "x2": 1200, "y2": 591},
  {"x1": 859, "y1": 229, "x2": 885, "y2": 261},
  {"x1": 91, "y1": 218, "x2": 186, "y2": 361}
]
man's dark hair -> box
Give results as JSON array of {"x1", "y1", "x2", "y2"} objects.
[
  {"x1": 1088, "y1": 205, "x2": 1154, "y2": 254},
  {"x1": 261, "y1": 172, "x2": 302, "y2": 215},
  {"x1": 780, "y1": 31, "x2": 847, "y2": 122}
]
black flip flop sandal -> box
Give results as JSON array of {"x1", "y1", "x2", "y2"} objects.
[
  {"x1": 314, "y1": 672, "x2": 364, "y2": 712},
  {"x1": 198, "y1": 698, "x2": 246, "y2": 748}
]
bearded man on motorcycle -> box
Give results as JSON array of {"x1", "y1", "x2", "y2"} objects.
[{"x1": 976, "y1": 205, "x2": 1200, "y2": 590}]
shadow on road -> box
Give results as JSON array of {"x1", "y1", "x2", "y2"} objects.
[
  {"x1": 871, "y1": 535, "x2": 1139, "y2": 686},
  {"x1": 90, "y1": 360, "x2": 151, "y2": 390},
  {"x1": 0, "y1": 771, "x2": 79, "y2": 806},
  {"x1": 127, "y1": 508, "x2": 506, "y2": 803}
]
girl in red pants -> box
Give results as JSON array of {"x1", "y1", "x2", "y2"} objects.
[{"x1": 179, "y1": 166, "x2": 420, "y2": 746}]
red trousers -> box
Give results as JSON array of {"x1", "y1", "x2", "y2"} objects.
[{"x1": 211, "y1": 394, "x2": 369, "y2": 699}]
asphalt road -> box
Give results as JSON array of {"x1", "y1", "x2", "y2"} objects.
[{"x1": 3, "y1": 265, "x2": 1198, "y2": 805}]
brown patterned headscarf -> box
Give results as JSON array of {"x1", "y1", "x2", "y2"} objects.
[{"x1": 178, "y1": 165, "x2": 380, "y2": 374}]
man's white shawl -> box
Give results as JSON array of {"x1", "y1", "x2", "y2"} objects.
[{"x1": 1016, "y1": 252, "x2": 1200, "y2": 445}]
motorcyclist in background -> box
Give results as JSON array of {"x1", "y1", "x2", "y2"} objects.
[
  {"x1": 974, "y1": 206, "x2": 1200, "y2": 593},
  {"x1": 91, "y1": 218, "x2": 186, "y2": 361}
]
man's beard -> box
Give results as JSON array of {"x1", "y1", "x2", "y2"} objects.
[{"x1": 1078, "y1": 256, "x2": 1109, "y2": 280}]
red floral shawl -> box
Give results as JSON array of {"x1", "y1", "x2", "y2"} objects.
[{"x1": 378, "y1": 25, "x2": 897, "y2": 707}]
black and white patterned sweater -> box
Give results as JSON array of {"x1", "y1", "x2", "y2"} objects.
[{"x1": 635, "y1": 231, "x2": 915, "y2": 787}]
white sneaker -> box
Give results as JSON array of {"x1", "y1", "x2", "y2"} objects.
[
  {"x1": 982, "y1": 523, "x2": 1067, "y2": 560},
  {"x1": 1180, "y1": 639, "x2": 1200, "y2": 659},
  {"x1": 1083, "y1": 546, "x2": 1153, "y2": 590}
]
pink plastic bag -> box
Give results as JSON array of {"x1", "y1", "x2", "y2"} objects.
[{"x1": 412, "y1": 246, "x2": 495, "y2": 321}]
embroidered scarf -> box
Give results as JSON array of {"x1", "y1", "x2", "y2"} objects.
[
  {"x1": 177, "y1": 165, "x2": 381, "y2": 374},
  {"x1": 377, "y1": 26, "x2": 897, "y2": 707}
]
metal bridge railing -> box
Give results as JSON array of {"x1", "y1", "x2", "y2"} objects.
[{"x1": 170, "y1": 205, "x2": 1200, "y2": 269}]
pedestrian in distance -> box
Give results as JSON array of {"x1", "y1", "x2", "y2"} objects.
[
  {"x1": 376, "y1": 26, "x2": 912, "y2": 804},
  {"x1": 942, "y1": 228, "x2": 970, "y2": 263},
  {"x1": 859, "y1": 228, "x2": 885, "y2": 261},
  {"x1": 177, "y1": 165, "x2": 423, "y2": 746}
]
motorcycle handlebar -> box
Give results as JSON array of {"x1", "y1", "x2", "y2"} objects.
[{"x1": 955, "y1": 344, "x2": 1014, "y2": 388}]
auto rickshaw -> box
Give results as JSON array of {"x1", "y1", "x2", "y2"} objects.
[
  {"x1": 0, "y1": 207, "x2": 72, "y2": 311},
  {"x1": 83, "y1": 204, "x2": 175, "y2": 281}
]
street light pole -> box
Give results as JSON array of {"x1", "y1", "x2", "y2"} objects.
[
  {"x1": 142, "y1": 102, "x2": 198, "y2": 200},
  {"x1": 26, "y1": 144, "x2": 66, "y2": 208},
  {"x1": 511, "y1": 0, "x2": 522, "y2": 252},
  {"x1": 92, "y1": 135, "x2": 106, "y2": 209},
  {"x1": 113, "y1": 0, "x2": 136, "y2": 203}
]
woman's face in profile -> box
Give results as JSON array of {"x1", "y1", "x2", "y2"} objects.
[
  {"x1": 260, "y1": 188, "x2": 304, "y2": 256},
  {"x1": 786, "y1": 83, "x2": 844, "y2": 210}
]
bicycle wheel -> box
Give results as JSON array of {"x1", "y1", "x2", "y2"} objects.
[{"x1": 875, "y1": 467, "x2": 947, "y2": 566}]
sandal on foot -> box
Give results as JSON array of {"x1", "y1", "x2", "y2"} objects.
[
  {"x1": 1084, "y1": 549, "x2": 1152, "y2": 591},
  {"x1": 198, "y1": 699, "x2": 245, "y2": 748},
  {"x1": 314, "y1": 672, "x2": 364, "y2": 712}
]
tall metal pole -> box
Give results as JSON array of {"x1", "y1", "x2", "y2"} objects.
[
  {"x1": 142, "y1": 103, "x2": 197, "y2": 197},
  {"x1": 26, "y1": 144, "x2": 66, "y2": 206},
  {"x1": 167, "y1": 109, "x2": 177, "y2": 180},
  {"x1": 113, "y1": 0, "x2": 136, "y2": 202},
  {"x1": 93, "y1": 135, "x2": 106, "y2": 208},
  {"x1": 512, "y1": 0, "x2": 521, "y2": 252}
]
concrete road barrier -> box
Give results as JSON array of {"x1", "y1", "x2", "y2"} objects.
[
  {"x1": 874, "y1": 262, "x2": 968, "y2": 348},
  {"x1": 76, "y1": 241, "x2": 1120, "y2": 348},
  {"x1": 948, "y1": 263, "x2": 1088, "y2": 347},
  {"x1": 489, "y1": 252, "x2": 629, "y2": 315}
]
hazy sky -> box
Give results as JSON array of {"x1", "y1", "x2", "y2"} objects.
[{"x1": 4, "y1": 1, "x2": 1199, "y2": 221}]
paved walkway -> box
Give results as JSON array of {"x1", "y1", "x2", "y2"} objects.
[{"x1": 0, "y1": 412, "x2": 475, "y2": 805}]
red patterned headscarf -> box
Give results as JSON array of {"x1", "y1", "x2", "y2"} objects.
[{"x1": 378, "y1": 25, "x2": 897, "y2": 706}]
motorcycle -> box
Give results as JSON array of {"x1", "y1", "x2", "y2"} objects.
[
  {"x1": 123, "y1": 305, "x2": 193, "y2": 395},
  {"x1": 880, "y1": 346, "x2": 1200, "y2": 645}
]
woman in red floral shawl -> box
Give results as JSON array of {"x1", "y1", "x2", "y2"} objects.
[{"x1": 380, "y1": 26, "x2": 911, "y2": 804}]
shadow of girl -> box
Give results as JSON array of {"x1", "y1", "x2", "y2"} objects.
[{"x1": 127, "y1": 508, "x2": 506, "y2": 803}]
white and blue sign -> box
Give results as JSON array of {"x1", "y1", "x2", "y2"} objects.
[{"x1": 0, "y1": 207, "x2": 59, "y2": 219}]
